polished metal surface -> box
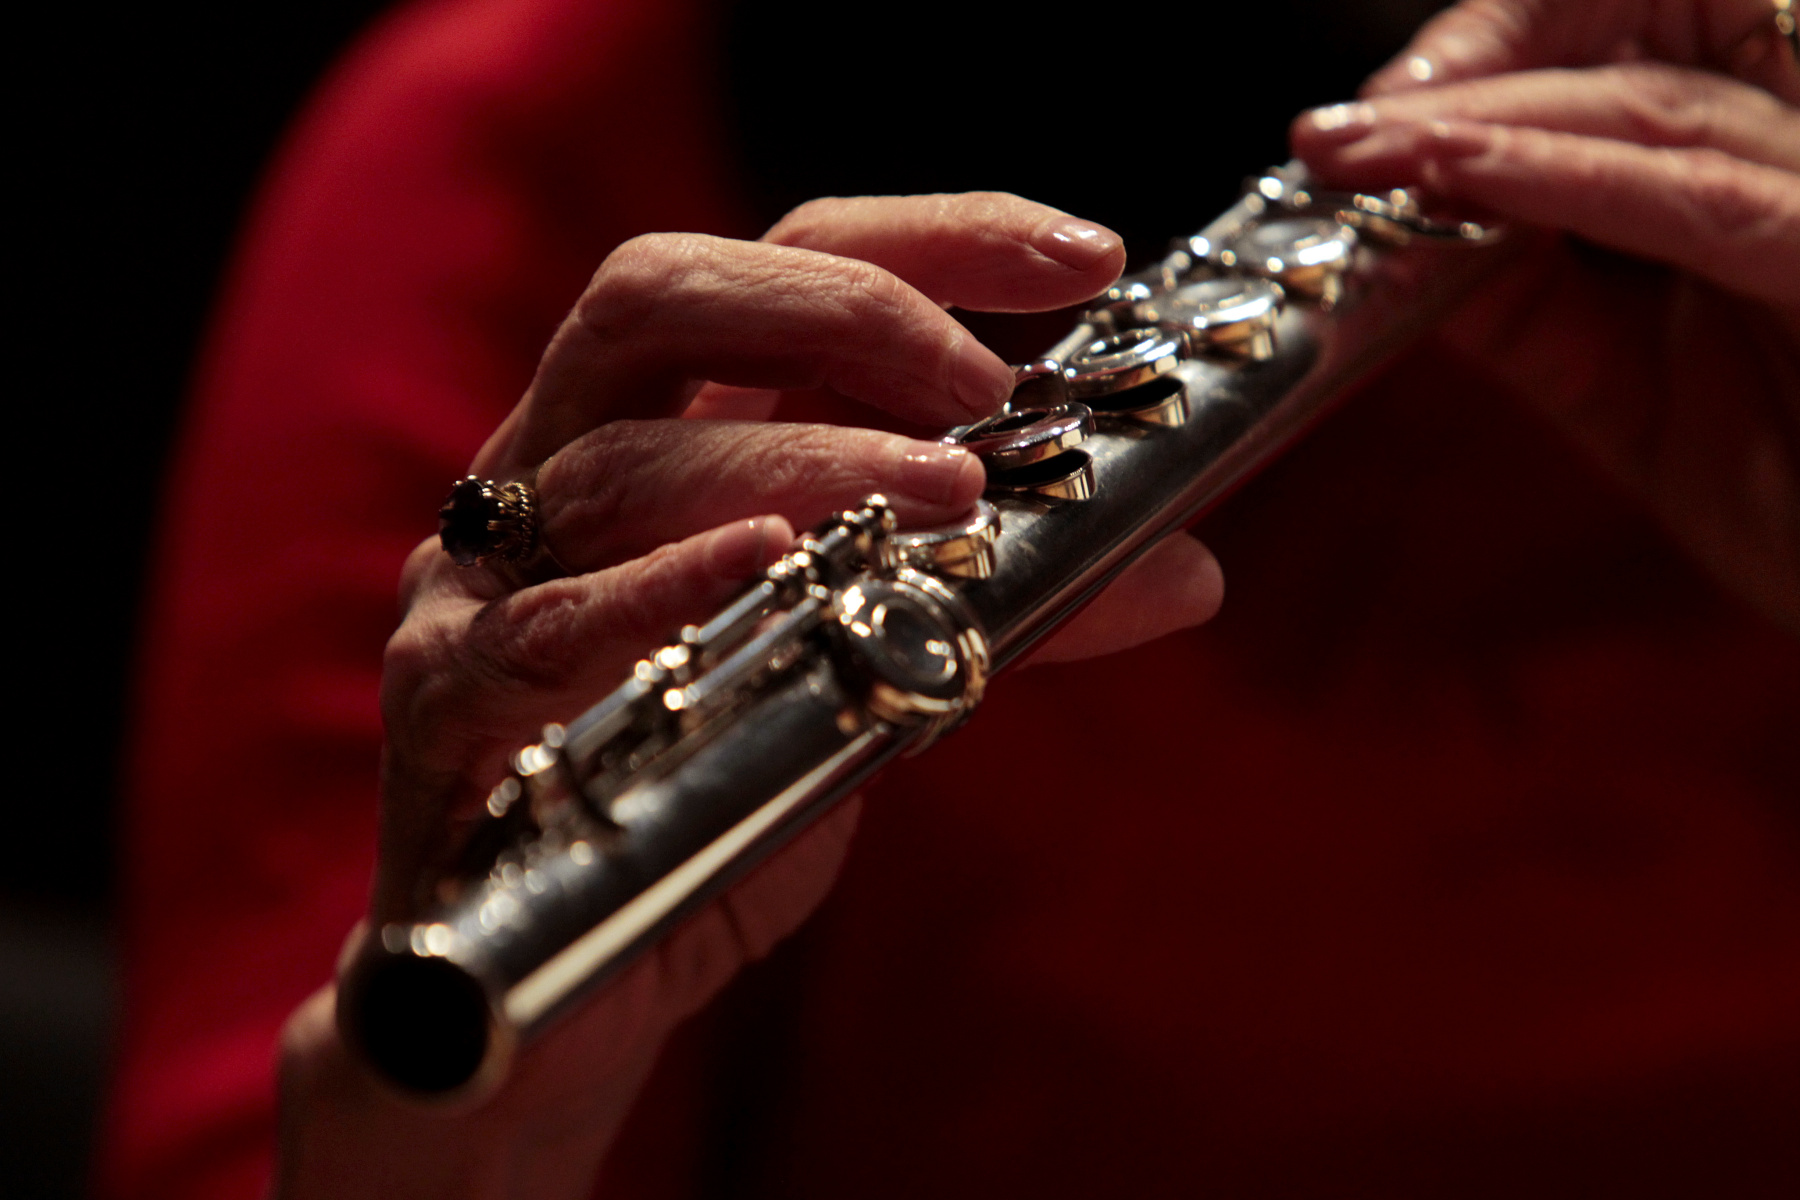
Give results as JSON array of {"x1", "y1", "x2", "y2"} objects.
[
  {"x1": 983, "y1": 449, "x2": 1098, "y2": 502},
  {"x1": 1226, "y1": 217, "x2": 1358, "y2": 303},
  {"x1": 878, "y1": 499, "x2": 1001, "y2": 579},
  {"x1": 836, "y1": 569, "x2": 989, "y2": 727},
  {"x1": 438, "y1": 476, "x2": 540, "y2": 567},
  {"x1": 1085, "y1": 375, "x2": 1189, "y2": 428},
  {"x1": 1064, "y1": 327, "x2": 1187, "y2": 397},
  {"x1": 339, "y1": 162, "x2": 1503, "y2": 1099},
  {"x1": 950, "y1": 404, "x2": 1095, "y2": 470},
  {"x1": 1134, "y1": 276, "x2": 1283, "y2": 361}
]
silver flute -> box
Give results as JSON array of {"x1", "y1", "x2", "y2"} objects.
[{"x1": 338, "y1": 163, "x2": 1502, "y2": 1096}]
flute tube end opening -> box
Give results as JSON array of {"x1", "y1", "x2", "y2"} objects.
[{"x1": 341, "y1": 950, "x2": 504, "y2": 1099}]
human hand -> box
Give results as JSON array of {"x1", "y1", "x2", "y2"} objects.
[
  {"x1": 385, "y1": 192, "x2": 1220, "y2": 925},
  {"x1": 1291, "y1": 0, "x2": 1800, "y2": 633},
  {"x1": 279, "y1": 195, "x2": 1223, "y2": 1198},
  {"x1": 476, "y1": 192, "x2": 1223, "y2": 663}
]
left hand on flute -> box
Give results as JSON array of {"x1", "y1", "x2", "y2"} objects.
[{"x1": 1292, "y1": 0, "x2": 1800, "y2": 635}]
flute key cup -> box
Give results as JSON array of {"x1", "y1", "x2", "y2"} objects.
[
  {"x1": 878, "y1": 500, "x2": 1002, "y2": 580},
  {"x1": 982, "y1": 449, "x2": 1096, "y2": 502},
  {"x1": 946, "y1": 403, "x2": 1095, "y2": 472},
  {"x1": 1222, "y1": 217, "x2": 1357, "y2": 305},
  {"x1": 1134, "y1": 277, "x2": 1282, "y2": 362},
  {"x1": 1082, "y1": 375, "x2": 1190, "y2": 429},
  {"x1": 1064, "y1": 328, "x2": 1186, "y2": 399}
]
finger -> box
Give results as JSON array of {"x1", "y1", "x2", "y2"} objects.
[
  {"x1": 682, "y1": 383, "x2": 782, "y2": 422},
  {"x1": 1361, "y1": 0, "x2": 1785, "y2": 95},
  {"x1": 1024, "y1": 533, "x2": 1224, "y2": 667},
  {"x1": 1299, "y1": 62, "x2": 1800, "y2": 172},
  {"x1": 477, "y1": 234, "x2": 1017, "y2": 477},
  {"x1": 535, "y1": 419, "x2": 986, "y2": 572},
  {"x1": 377, "y1": 516, "x2": 796, "y2": 920},
  {"x1": 672, "y1": 794, "x2": 861, "y2": 985},
  {"x1": 384, "y1": 517, "x2": 792, "y2": 794},
  {"x1": 763, "y1": 193, "x2": 1126, "y2": 312},
  {"x1": 1300, "y1": 117, "x2": 1800, "y2": 305}
]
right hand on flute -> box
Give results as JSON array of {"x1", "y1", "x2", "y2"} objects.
[
  {"x1": 275, "y1": 194, "x2": 1224, "y2": 1200},
  {"x1": 1292, "y1": 0, "x2": 1800, "y2": 636}
]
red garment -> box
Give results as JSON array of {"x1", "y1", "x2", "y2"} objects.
[{"x1": 102, "y1": 0, "x2": 1800, "y2": 1196}]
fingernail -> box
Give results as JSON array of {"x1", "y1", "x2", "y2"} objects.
[
  {"x1": 951, "y1": 330, "x2": 1015, "y2": 416},
  {"x1": 1305, "y1": 102, "x2": 1377, "y2": 141},
  {"x1": 892, "y1": 442, "x2": 984, "y2": 507},
  {"x1": 1032, "y1": 214, "x2": 1123, "y2": 271},
  {"x1": 705, "y1": 516, "x2": 788, "y2": 578},
  {"x1": 1421, "y1": 119, "x2": 1493, "y2": 158},
  {"x1": 1328, "y1": 118, "x2": 1493, "y2": 165},
  {"x1": 1365, "y1": 52, "x2": 1434, "y2": 95}
]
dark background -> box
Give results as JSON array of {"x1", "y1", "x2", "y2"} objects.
[{"x1": 5, "y1": 2, "x2": 1440, "y2": 1195}]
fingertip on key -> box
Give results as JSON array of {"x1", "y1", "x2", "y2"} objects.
[
  {"x1": 704, "y1": 515, "x2": 793, "y2": 579},
  {"x1": 1302, "y1": 101, "x2": 1377, "y2": 141},
  {"x1": 1030, "y1": 214, "x2": 1124, "y2": 272},
  {"x1": 952, "y1": 333, "x2": 1016, "y2": 418},
  {"x1": 893, "y1": 442, "x2": 985, "y2": 510}
]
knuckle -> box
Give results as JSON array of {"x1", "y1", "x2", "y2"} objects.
[
  {"x1": 381, "y1": 619, "x2": 438, "y2": 695},
  {"x1": 545, "y1": 421, "x2": 647, "y2": 530},
  {"x1": 826, "y1": 256, "x2": 910, "y2": 325},
  {"x1": 477, "y1": 587, "x2": 589, "y2": 691},
  {"x1": 1608, "y1": 62, "x2": 1718, "y2": 147},
  {"x1": 711, "y1": 429, "x2": 817, "y2": 504},
  {"x1": 1680, "y1": 151, "x2": 1774, "y2": 241},
  {"x1": 579, "y1": 232, "x2": 711, "y2": 333},
  {"x1": 684, "y1": 423, "x2": 880, "y2": 520},
  {"x1": 396, "y1": 536, "x2": 442, "y2": 608},
  {"x1": 748, "y1": 425, "x2": 892, "y2": 509},
  {"x1": 597, "y1": 546, "x2": 693, "y2": 644},
  {"x1": 380, "y1": 610, "x2": 471, "y2": 741},
  {"x1": 943, "y1": 190, "x2": 1027, "y2": 229},
  {"x1": 927, "y1": 191, "x2": 1035, "y2": 251}
]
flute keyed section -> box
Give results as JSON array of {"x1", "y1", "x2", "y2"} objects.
[{"x1": 338, "y1": 161, "x2": 1502, "y2": 1098}]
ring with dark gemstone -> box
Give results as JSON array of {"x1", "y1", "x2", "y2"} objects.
[{"x1": 439, "y1": 476, "x2": 540, "y2": 568}]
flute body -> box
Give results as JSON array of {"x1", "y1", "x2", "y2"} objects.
[{"x1": 339, "y1": 164, "x2": 1501, "y2": 1096}]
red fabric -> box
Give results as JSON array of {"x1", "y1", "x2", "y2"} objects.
[
  {"x1": 101, "y1": 2, "x2": 744, "y2": 1195},
  {"x1": 101, "y1": 0, "x2": 1800, "y2": 1196}
]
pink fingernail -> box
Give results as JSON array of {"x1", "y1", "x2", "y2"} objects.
[
  {"x1": 893, "y1": 443, "x2": 984, "y2": 507},
  {"x1": 1327, "y1": 119, "x2": 1493, "y2": 165},
  {"x1": 951, "y1": 331, "x2": 1015, "y2": 416},
  {"x1": 1365, "y1": 52, "x2": 1435, "y2": 96},
  {"x1": 1032, "y1": 214, "x2": 1123, "y2": 271},
  {"x1": 705, "y1": 517, "x2": 788, "y2": 578},
  {"x1": 1305, "y1": 102, "x2": 1377, "y2": 141},
  {"x1": 1421, "y1": 119, "x2": 1493, "y2": 158}
]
